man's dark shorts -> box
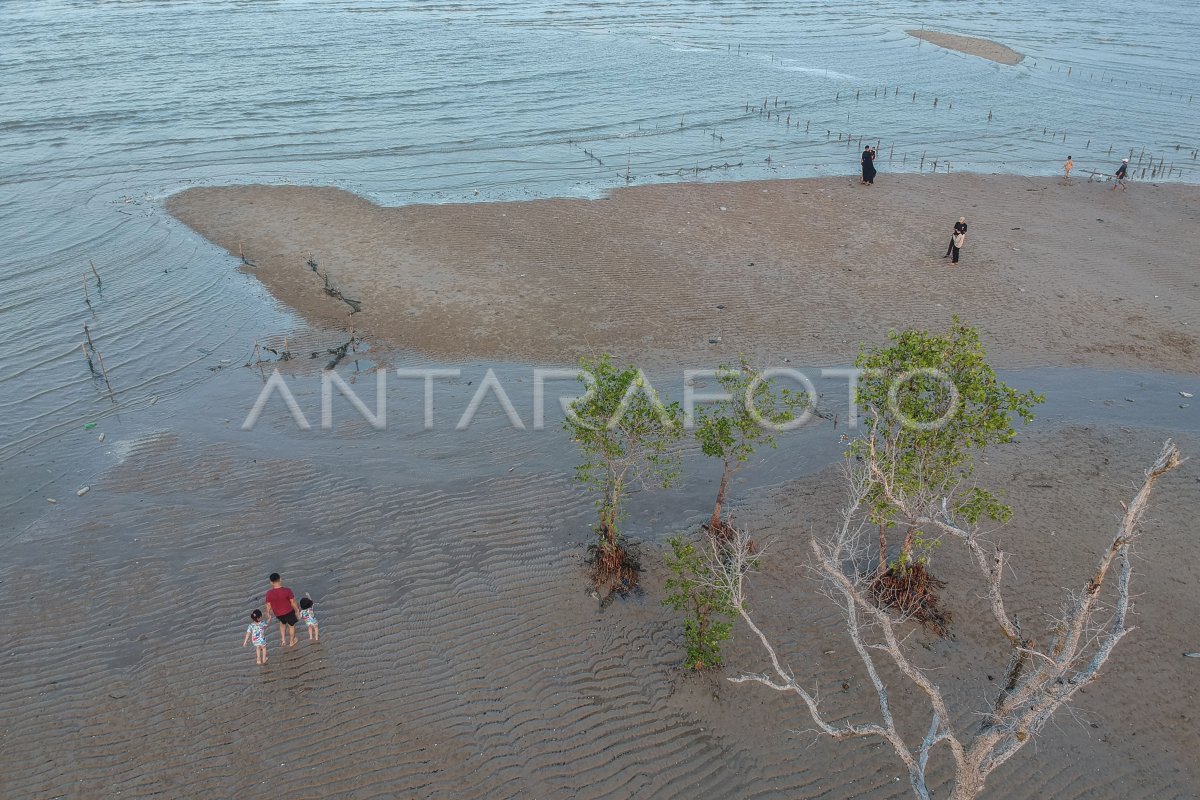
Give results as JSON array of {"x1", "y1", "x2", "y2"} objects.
[{"x1": 277, "y1": 611, "x2": 299, "y2": 627}]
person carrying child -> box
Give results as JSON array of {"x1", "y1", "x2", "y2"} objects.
[{"x1": 243, "y1": 609, "x2": 268, "y2": 665}]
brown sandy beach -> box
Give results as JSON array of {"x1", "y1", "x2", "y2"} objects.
[
  {"x1": 1, "y1": 175, "x2": 1197, "y2": 800},
  {"x1": 167, "y1": 176, "x2": 1200, "y2": 373},
  {"x1": 2, "y1": 421, "x2": 1197, "y2": 799},
  {"x1": 906, "y1": 30, "x2": 1025, "y2": 65}
]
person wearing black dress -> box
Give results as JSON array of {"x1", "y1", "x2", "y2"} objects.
[{"x1": 861, "y1": 145, "x2": 877, "y2": 185}]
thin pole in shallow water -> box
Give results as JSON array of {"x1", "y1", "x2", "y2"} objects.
[{"x1": 83, "y1": 324, "x2": 114, "y2": 400}]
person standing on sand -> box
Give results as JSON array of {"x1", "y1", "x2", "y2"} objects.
[
  {"x1": 950, "y1": 229, "x2": 965, "y2": 265},
  {"x1": 243, "y1": 609, "x2": 268, "y2": 665},
  {"x1": 1064, "y1": 155, "x2": 1074, "y2": 179},
  {"x1": 861, "y1": 145, "x2": 877, "y2": 185},
  {"x1": 299, "y1": 596, "x2": 319, "y2": 642},
  {"x1": 265, "y1": 572, "x2": 301, "y2": 647},
  {"x1": 944, "y1": 217, "x2": 967, "y2": 258},
  {"x1": 1113, "y1": 158, "x2": 1129, "y2": 190}
]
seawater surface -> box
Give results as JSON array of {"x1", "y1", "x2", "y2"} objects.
[{"x1": 1, "y1": 0, "x2": 1199, "y2": 528}]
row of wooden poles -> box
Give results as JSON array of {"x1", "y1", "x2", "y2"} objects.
[
  {"x1": 1028, "y1": 60, "x2": 1193, "y2": 102},
  {"x1": 743, "y1": 94, "x2": 1195, "y2": 179},
  {"x1": 721, "y1": 42, "x2": 1193, "y2": 103}
]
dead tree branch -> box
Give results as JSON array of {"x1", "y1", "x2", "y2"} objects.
[{"x1": 716, "y1": 441, "x2": 1182, "y2": 800}]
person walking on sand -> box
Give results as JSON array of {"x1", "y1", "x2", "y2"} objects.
[
  {"x1": 950, "y1": 228, "x2": 965, "y2": 265},
  {"x1": 861, "y1": 145, "x2": 877, "y2": 185},
  {"x1": 944, "y1": 217, "x2": 967, "y2": 258},
  {"x1": 1113, "y1": 158, "x2": 1129, "y2": 190},
  {"x1": 1064, "y1": 155, "x2": 1074, "y2": 179},
  {"x1": 265, "y1": 572, "x2": 301, "y2": 647},
  {"x1": 299, "y1": 596, "x2": 319, "y2": 642},
  {"x1": 243, "y1": 609, "x2": 268, "y2": 665}
]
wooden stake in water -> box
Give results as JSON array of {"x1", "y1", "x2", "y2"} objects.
[
  {"x1": 89, "y1": 259, "x2": 102, "y2": 289},
  {"x1": 82, "y1": 342, "x2": 95, "y2": 374},
  {"x1": 83, "y1": 324, "x2": 114, "y2": 400}
]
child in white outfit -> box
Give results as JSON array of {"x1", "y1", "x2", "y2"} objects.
[
  {"x1": 243, "y1": 609, "x2": 268, "y2": 664},
  {"x1": 299, "y1": 596, "x2": 319, "y2": 642}
]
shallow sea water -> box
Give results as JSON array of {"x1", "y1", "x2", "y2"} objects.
[{"x1": 1, "y1": 0, "x2": 1198, "y2": 527}]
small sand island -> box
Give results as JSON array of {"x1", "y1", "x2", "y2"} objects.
[
  {"x1": 168, "y1": 175, "x2": 1199, "y2": 373},
  {"x1": 906, "y1": 30, "x2": 1024, "y2": 65}
]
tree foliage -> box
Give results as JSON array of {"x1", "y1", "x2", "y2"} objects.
[
  {"x1": 852, "y1": 318, "x2": 1043, "y2": 569},
  {"x1": 694, "y1": 357, "x2": 808, "y2": 534},
  {"x1": 663, "y1": 534, "x2": 736, "y2": 669},
  {"x1": 566, "y1": 354, "x2": 682, "y2": 592}
]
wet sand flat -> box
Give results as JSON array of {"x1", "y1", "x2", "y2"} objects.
[
  {"x1": 1, "y1": 415, "x2": 1197, "y2": 799},
  {"x1": 2, "y1": 175, "x2": 1197, "y2": 799},
  {"x1": 167, "y1": 176, "x2": 1200, "y2": 372},
  {"x1": 906, "y1": 30, "x2": 1025, "y2": 65}
]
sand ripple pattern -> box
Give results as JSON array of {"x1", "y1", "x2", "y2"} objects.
[{"x1": 2, "y1": 425, "x2": 1198, "y2": 799}]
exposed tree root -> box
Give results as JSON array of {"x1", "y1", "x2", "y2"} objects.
[
  {"x1": 590, "y1": 540, "x2": 639, "y2": 599},
  {"x1": 703, "y1": 518, "x2": 759, "y2": 555},
  {"x1": 869, "y1": 563, "x2": 952, "y2": 636}
]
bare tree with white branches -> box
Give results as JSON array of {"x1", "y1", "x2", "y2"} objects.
[{"x1": 705, "y1": 440, "x2": 1182, "y2": 800}]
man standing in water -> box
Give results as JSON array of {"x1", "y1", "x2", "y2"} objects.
[
  {"x1": 1113, "y1": 158, "x2": 1129, "y2": 190},
  {"x1": 265, "y1": 572, "x2": 301, "y2": 647}
]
